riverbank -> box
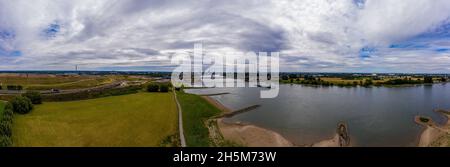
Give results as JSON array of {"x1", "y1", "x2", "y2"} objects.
[
  {"x1": 202, "y1": 96, "x2": 293, "y2": 147},
  {"x1": 202, "y1": 95, "x2": 350, "y2": 147},
  {"x1": 415, "y1": 110, "x2": 450, "y2": 147}
]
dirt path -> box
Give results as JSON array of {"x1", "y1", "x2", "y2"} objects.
[{"x1": 173, "y1": 90, "x2": 186, "y2": 147}]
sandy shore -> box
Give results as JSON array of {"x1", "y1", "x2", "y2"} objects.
[
  {"x1": 415, "y1": 110, "x2": 450, "y2": 147},
  {"x1": 202, "y1": 95, "x2": 349, "y2": 147},
  {"x1": 201, "y1": 96, "x2": 231, "y2": 113},
  {"x1": 217, "y1": 118, "x2": 294, "y2": 147}
]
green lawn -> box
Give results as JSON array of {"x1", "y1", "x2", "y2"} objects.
[
  {"x1": 12, "y1": 92, "x2": 177, "y2": 147},
  {"x1": 176, "y1": 91, "x2": 222, "y2": 147}
]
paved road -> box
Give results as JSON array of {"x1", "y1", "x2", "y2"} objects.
[{"x1": 173, "y1": 89, "x2": 186, "y2": 147}]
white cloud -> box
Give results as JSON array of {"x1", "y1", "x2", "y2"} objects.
[{"x1": 0, "y1": 0, "x2": 449, "y2": 72}]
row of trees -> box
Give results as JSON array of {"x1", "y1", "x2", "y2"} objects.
[
  {"x1": 285, "y1": 77, "x2": 376, "y2": 87},
  {"x1": 0, "y1": 103, "x2": 13, "y2": 147},
  {"x1": 0, "y1": 85, "x2": 23, "y2": 91},
  {"x1": 283, "y1": 75, "x2": 446, "y2": 87},
  {"x1": 147, "y1": 83, "x2": 170, "y2": 92},
  {"x1": 0, "y1": 91, "x2": 42, "y2": 147}
]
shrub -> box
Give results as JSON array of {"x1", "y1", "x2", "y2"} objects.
[
  {"x1": 6, "y1": 85, "x2": 23, "y2": 91},
  {"x1": 159, "y1": 84, "x2": 169, "y2": 92},
  {"x1": 0, "y1": 136, "x2": 12, "y2": 147},
  {"x1": 23, "y1": 91, "x2": 42, "y2": 104},
  {"x1": 42, "y1": 85, "x2": 143, "y2": 102},
  {"x1": 419, "y1": 117, "x2": 430, "y2": 123},
  {"x1": 147, "y1": 84, "x2": 159, "y2": 92},
  {"x1": 0, "y1": 102, "x2": 14, "y2": 147},
  {"x1": 0, "y1": 121, "x2": 12, "y2": 137},
  {"x1": 11, "y1": 96, "x2": 34, "y2": 114}
]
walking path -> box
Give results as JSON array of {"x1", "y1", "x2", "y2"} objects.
[{"x1": 173, "y1": 89, "x2": 186, "y2": 147}]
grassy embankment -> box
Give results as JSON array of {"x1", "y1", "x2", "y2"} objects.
[
  {"x1": 0, "y1": 101, "x2": 5, "y2": 118},
  {"x1": 12, "y1": 92, "x2": 178, "y2": 146},
  {"x1": 176, "y1": 91, "x2": 223, "y2": 147},
  {"x1": 0, "y1": 75, "x2": 143, "y2": 90}
]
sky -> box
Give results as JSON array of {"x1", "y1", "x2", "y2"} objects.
[{"x1": 1, "y1": 0, "x2": 450, "y2": 73}]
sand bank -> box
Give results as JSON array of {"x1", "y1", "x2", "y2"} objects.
[
  {"x1": 217, "y1": 118, "x2": 294, "y2": 147},
  {"x1": 415, "y1": 110, "x2": 450, "y2": 147}
]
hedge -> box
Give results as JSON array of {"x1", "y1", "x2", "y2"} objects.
[{"x1": 0, "y1": 102, "x2": 14, "y2": 147}]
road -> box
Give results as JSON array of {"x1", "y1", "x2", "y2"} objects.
[
  {"x1": 173, "y1": 89, "x2": 186, "y2": 147},
  {"x1": 0, "y1": 82, "x2": 123, "y2": 95}
]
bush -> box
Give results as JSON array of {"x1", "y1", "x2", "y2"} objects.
[
  {"x1": 0, "y1": 102, "x2": 14, "y2": 147},
  {"x1": 6, "y1": 85, "x2": 23, "y2": 91},
  {"x1": 147, "y1": 84, "x2": 159, "y2": 92},
  {"x1": 0, "y1": 121, "x2": 12, "y2": 137},
  {"x1": 419, "y1": 117, "x2": 430, "y2": 123},
  {"x1": 11, "y1": 96, "x2": 34, "y2": 114},
  {"x1": 42, "y1": 85, "x2": 143, "y2": 102},
  {"x1": 159, "y1": 84, "x2": 169, "y2": 92},
  {"x1": 0, "y1": 136, "x2": 12, "y2": 147},
  {"x1": 23, "y1": 91, "x2": 42, "y2": 104}
]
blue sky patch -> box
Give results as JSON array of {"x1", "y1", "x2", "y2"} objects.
[
  {"x1": 0, "y1": 48, "x2": 22, "y2": 57},
  {"x1": 0, "y1": 30, "x2": 15, "y2": 40},
  {"x1": 43, "y1": 22, "x2": 61, "y2": 38},
  {"x1": 353, "y1": 0, "x2": 366, "y2": 9},
  {"x1": 359, "y1": 46, "x2": 376, "y2": 58},
  {"x1": 435, "y1": 48, "x2": 449, "y2": 52}
]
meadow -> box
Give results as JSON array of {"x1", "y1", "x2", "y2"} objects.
[{"x1": 12, "y1": 92, "x2": 178, "y2": 146}]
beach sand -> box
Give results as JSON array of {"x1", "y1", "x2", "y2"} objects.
[
  {"x1": 311, "y1": 134, "x2": 340, "y2": 147},
  {"x1": 217, "y1": 118, "x2": 294, "y2": 147},
  {"x1": 415, "y1": 111, "x2": 450, "y2": 147}
]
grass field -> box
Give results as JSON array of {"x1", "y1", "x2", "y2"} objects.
[
  {"x1": 12, "y1": 92, "x2": 177, "y2": 146},
  {"x1": 176, "y1": 91, "x2": 222, "y2": 147}
]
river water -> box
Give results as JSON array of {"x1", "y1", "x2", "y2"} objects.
[{"x1": 185, "y1": 83, "x2": 450, "y2": 146}]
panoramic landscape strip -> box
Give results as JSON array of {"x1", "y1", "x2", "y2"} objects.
[{"x1": 1, "y1": 72, "x2": 449, "y2": 147}]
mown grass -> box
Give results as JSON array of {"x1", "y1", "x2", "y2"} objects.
[
  {"x1": 12, "y1": 92, "x2": 177, "y2": 146},
  {"x1": 176, "y1": 91, "x2": 222, "y2": 147}
]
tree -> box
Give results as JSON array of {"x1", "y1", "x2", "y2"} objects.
[
  {"x1": 11, "y1": 96, "x2": 34, "y2": 114},
  {"x1": 363, "y1": 79, "x2": 373, "y2": 87},
  {"x1": 147, "y1": 83, "x2": 159, "y2": 92},
  {"x1": 424, "y1": 76, "x2": 433, "y2": 83},
  {"x1": 0, "y1": 102, "x2": 14, "y2": 147},
  {"x1": 23, "y1": 91, "x2": 42, "y2": 104},
  {"x1": 159, "y1": 84, "x2": 169, "y2": 92}
]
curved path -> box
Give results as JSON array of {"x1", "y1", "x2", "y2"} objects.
[{"x1": 173, "y1": 89, "x2": 186, "y2": 147}]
